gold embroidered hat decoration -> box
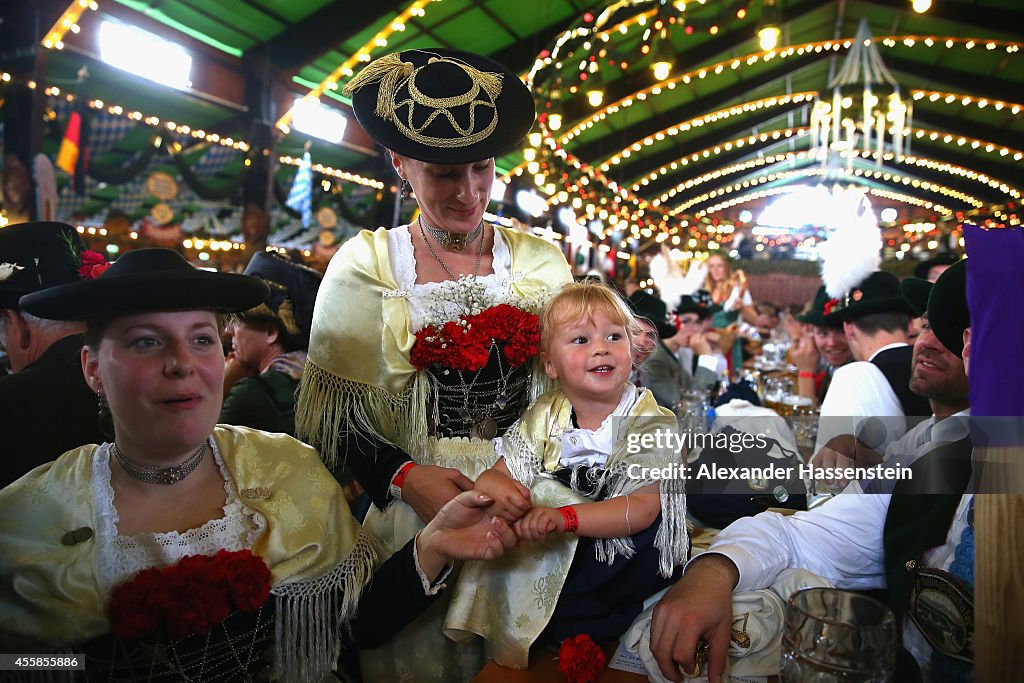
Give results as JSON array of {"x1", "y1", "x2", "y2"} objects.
[
  {"x1": 344, "y1": 48, "x2": 535, "y2": 164},
  {"x1": 239, "y1": 250, "x2": 323, "y2": 348}
]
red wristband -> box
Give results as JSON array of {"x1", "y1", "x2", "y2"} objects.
[
  {"x1": 559, "y1": 505, "x2": 579, "y2": 533},
  {"x1": 798, "y1": 371, "x2": 817, "y2": 379},
  {"x1": 392, "y1": 461, "x2": 417, "y2": 490}
]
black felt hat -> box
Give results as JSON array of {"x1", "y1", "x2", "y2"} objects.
[
  {"x1": 20, "y1": 248, "x2": 269, "y2": 321},
  {"x1": 914, "y1": 252, "x2": 960, "y2": 281},
  {"x1": 900, "y1": 277, "x2": 933, "y2": 317},
  {"x1": 627, "y1": 291, "x2": 676, "y2": 339},
  {"x1": 821, "y1": 271, "x2": 915, "y2": 325},
  {"x1": 675, "y1": 290, "x2": 713, "y2": 321},
  {"x1": 926, "y1": 259, "x2": 969, "y2": 358},
  {"x1": 0, "y1": 221, "x2": 88, "y2": 308},
  {"x1": 239, "y1": 251, "x2": 322, "y2": 348},
  {"x1": 344, "y1": 48, "x2": 535, "y2": 164}
]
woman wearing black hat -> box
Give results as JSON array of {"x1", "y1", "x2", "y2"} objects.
[
  {"x1": 294, "y1": 49, "x2": 572, "y2": 681},
  {"x1": 0, "y1": 249, "x2": 517, "y2": 680}
]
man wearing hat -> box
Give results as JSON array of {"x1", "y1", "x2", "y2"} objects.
[
  {"x1": 914, "y1": 252, "x2": 959, "y2": 283},
  {"x1": 221, "y1": 251, "x2": 322, "y2": 437},
  {"x1": 628, "y1": 290, "x2": 718, "y2": 409},
  {"x1": 647, "y1": 258, "x2": 977, "y2": 683},
  {"x1": 813, "y1": 271, "x2": 931, "y2": 459},
  {"x1": 0, "y1": 222, "x2": 107, "y2": 487},
  {"x1": 791, "y1": 285, "x2": 853, "y2": 404}
]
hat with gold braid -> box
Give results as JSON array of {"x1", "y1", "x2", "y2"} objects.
[{"x1": 344, "y1": 48, "x2": 535, "y2": 164}]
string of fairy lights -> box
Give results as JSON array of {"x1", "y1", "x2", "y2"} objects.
[{"x1": 26, "y1": 0, "x2": 1023, "y2": 249}]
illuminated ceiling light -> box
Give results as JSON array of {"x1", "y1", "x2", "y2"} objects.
[
  {"x1": 587, "y1": 86, "x2": 605, "y2": 107},
  {"x1": 99, "y1": 21, "x2": 192, "y2": 90},
  {"x1": 291, "y1": 97, "x2": 348, "y2": 144},
  {"x1": 651, "y1": 28, "x2": 675, "y2": 81},
  {"x1": 911, "y1": 0, "x2": 932, "y2": 12},
  {"x1": 758, "y1": 0, "x2": 782, "y2": 51}
]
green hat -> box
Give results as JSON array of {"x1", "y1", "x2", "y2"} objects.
[
  {"x1": 344, "y1": 48, "x2": 535, "y2": 164},
  {"x1": 20, "y1": 248, "x2": 269, "y2": 321},
  {"x1": 926, "y1": 259, "x2": 968, "y2": 358},
  {"x1": 821, "y1": 271, "x2": 914, "y2": 325},
  {"x1": 797, "y1": 285, "x2": 842, "y2": 328}
]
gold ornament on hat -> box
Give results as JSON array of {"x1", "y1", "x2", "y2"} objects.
[
  {"x1": 277, "y1": 299, "x2": 301, "y2": 336},
  {"x1": 344, "y1": 51, "x2": 504, "y2": 149}
]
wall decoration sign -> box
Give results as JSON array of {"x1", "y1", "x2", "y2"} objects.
[
  {"x1": 316, "y1": 206, "x2": 338, "y2": 229},
  {"x1": 150, "y1": 203, "x2": 175, "y2": 225},
  {"x1": 146, "y1": 171, "x2": 179, "y2": 201}
]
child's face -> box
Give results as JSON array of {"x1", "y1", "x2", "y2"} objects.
[{"x1": 542, "y1": 309, "x2": 632, "y2": 405}]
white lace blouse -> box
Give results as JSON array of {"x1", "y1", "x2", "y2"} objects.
[
  {"x1": 91, "y1": 440, "x2": 265, "y2": 596},
  {"x1": 387, "y1": 224, "x2": 515, "y2": 331}
]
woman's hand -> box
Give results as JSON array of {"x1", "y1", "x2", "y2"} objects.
[
  {"x1": 474, "y1": 467, "x2": 531, "y2": 524},
  {"x1": 649, "y1": 554, "x2": 738, "y2": 682},
  {"x1": 402, "y1": 464, "x2": 475, "y2": 524},
  {"x1": 417, "y1": 491, "x2": 518, "y2": 578},
  {"x1": 513, "y1": 506, "x2": 563, "y2": 542},
  {"x1": 791, "y1": 333, "x2": 820, "y2": 374}
]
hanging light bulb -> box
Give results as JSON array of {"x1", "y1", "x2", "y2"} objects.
[
  {"x1": 911, "y1": 0, "x2": 931, "y2": 12},
  {"x1": 651, "y1": 28, "x2": 675, "y2": 81},
  {"x1": 587, "y1": 87, "x2": 604, "y2": 107},
  {"x1": 758, "y1": 0, "x2": 781, "y2": 51},
  {"x1": 548, "y1": 112, "x2": 563, "y2": 130}
]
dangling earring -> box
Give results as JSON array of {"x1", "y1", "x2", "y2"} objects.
[
  {"x1": 400, "y1": 178, "x2": 411, "y2": 199},
  {"x1": 97, "y1": 390, "x2": 114, "y2": 439}
]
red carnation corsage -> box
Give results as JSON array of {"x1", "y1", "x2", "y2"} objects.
[{"x1": 557, "y1": 634, "x2": 606, "y2": 683}]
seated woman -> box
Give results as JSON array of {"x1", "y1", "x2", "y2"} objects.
[{"x1": 0, "y1": 248, "x2": 515, "y2": 680}]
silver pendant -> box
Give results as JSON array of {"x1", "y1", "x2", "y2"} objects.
[{"x1": 473, "y1": 419, "x2": 498, "y2": 440}]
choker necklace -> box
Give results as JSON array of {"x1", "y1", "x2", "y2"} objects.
[
  {"x1": 420, "y1": 216, "x2": 486, "y2": 279},
  {"x1": 419, "y1": 215, "x2": 484, "y2": 253},
  {"x1": 111, "y1": 442, "x2": 207, "y2": 485}
]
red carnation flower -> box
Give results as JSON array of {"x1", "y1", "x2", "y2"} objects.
[
  {"x1": 557, "y1": 634, "x2": 606, "y2": 683},
  {"x1": 219, "y1": 549, "x2": 272, "y2": 612},
  {"x1": 409, "y1": 304, "x2": 541, "y2": 372},
  {"x1": 78, "y1": 250, "x2": 112, "y2": 280},
  {"x1": 108, "y1": 568, "x2": 170, "y2": 640}
]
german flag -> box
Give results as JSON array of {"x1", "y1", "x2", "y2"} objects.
[{"x1": 56, "y1": 79, "x2": 89, "y2": 194}]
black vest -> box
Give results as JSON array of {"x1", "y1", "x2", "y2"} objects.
[
  {"x1": 870, "y1": 345, "x2": 932, "y2": 417},
  {"x1": 882, "y1": 434, "x2": 973, "y2": 622}
]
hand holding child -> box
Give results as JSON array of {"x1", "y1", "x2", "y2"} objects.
[{"x1": 474, "y1": 466, "x2": 532, "y2": 524}]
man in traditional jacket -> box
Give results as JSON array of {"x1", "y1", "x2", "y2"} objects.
[{"x1": 0, "y1": 222, "x2": 105, "y2": 487}]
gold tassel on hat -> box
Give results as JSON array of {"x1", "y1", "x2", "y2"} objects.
[
  {"x1": 278, "y1": 299, "x2": 301, "y2": 336},
  {"x1": 342, "y1": 52, "x2": 414, "y2": 122}
]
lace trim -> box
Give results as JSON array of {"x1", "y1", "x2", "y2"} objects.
[
  {"x1": 92, "y1": 440, "x2": 266, "y2": 596},
  {"x1": 387, "y1": 224, "x2": 515, "y2": 331}
]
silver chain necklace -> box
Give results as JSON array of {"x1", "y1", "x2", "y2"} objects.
[
  {"x1": 111, "y1": 441, "x2": 207, "y2": 485},
  {"x1": 419, "y1": 216, "x2": 485, "y2": 279},
  {"x1": 419, "y1": 214, "x2": 484, "y2": 253}
]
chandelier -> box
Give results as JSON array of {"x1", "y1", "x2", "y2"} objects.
[{"x1": 809, "y1": 19, "x2": 911, "y2": 176}]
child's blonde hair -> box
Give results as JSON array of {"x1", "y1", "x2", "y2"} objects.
[{"x1": 540, "y1": 281, "x2": 637, "y2": 351}]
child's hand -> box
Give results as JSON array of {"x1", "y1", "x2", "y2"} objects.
[
  {"x1": 474, "y1": 467, "x2": 531, "y2": 524},
  {"x1": 513, "y1": 506, "x2": 564, "y2": 543}
]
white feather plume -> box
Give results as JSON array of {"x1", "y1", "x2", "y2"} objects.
[
  {"x1": 819, "y1": 189, "x2": 882, "y2": 298},
  {"x1": 649, "y1": 247, "x2": 707, "y2": 309}
]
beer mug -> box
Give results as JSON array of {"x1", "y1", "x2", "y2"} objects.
[{"x1": 781, "y1": 588, "x2": 897, "y2": 682}]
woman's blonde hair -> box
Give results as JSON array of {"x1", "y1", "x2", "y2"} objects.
[{"x1": 540, "y1": 281, "x2": 636, "y2": 351}]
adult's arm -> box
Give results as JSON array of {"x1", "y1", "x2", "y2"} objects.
[
  {"x1": 343, "y1": 426, "x2": 412, "y2": 510},
  {"x1": 703, "y1": 490, "x2": 890, "y2": 592}
]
